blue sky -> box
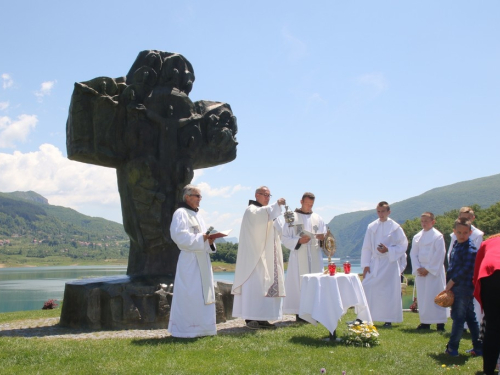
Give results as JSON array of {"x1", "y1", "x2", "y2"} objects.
[{"x1": 1, "y1": 1, "x2": 499, "y2": 238}]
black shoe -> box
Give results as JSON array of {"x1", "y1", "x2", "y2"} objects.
[
  {"x1": 245, "y1": 320, "x2": 260, "y2": 330},
  {"x1": 417, "y1": 324, "x2": 431, "y2": 330},
  {"x1": 258, "y1": 321, "x2": 277, "y2": 329},
  {"x1": 295, "y1": 314, "x2": 307, "y2": 323},
  {"x1": 383, "y1": 322, "x2": 392, "y2": 328},
  {"x1": 329, "y1": 330, "x2": 337, "y2": 341},
  {"x1": 436, "y1": 324, "x2": 445, "y2": 331}
]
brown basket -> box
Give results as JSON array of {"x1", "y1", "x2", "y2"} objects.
[{"x1": 434, "y1": 290, "x2": 454, "y2": 307}]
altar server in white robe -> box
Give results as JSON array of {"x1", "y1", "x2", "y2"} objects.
[
  {"x1": 410, "y1": 212, "x2": 449, "y2": 331},
  {"x1": 168, "y1": 185, "x2": 217, "y2": 338},
  {"x1": 281, "y1": 192, "x2": 327, "y2": 318},
  {"x1": 446, "y1": 207, "x2": 484, "y2": 329},
  {"x1": 447, "y1": 207, "x2": 483, "y2": 264},
  {"x1": 361, "y1": 201, "x2": 408, "y2": 327},
  {"x1": 232, "y1": 186, "x2": 286, "y2": 330}
]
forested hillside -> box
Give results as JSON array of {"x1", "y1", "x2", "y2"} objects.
[
  {"x1": 328, "y1": 173, "x2": 500, "y2": 258},
  {"x1": 0, "y1": 192, "x2": 129, "y2": 266}
]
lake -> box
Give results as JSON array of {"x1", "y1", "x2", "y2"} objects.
[{"x1": 0, "y1": 261, "x2": 413, "y2": 313}]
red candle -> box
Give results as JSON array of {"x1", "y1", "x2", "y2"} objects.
[
  {"x1": 343, "y1": 261, "x2": 351, "y2": 274},
  {"x1": 328, "y1": 262, "x2": 336, "y2": 276}
]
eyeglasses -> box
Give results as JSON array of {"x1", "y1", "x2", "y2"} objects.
[
  {"x1": 257, "y1": 193, "x2": 272, "y2": 198},
  {"x1": 189, "y1": 194, "x2": 202, "y2": 199}
]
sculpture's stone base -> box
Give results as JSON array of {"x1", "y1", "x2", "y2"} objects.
[{"x1": 59, "y1": 275, "x2": 235, "y2": 330}]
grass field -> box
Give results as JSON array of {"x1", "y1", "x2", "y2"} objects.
[{"x1": 0, "y1": 307, "x2": 484, "y2": 375}]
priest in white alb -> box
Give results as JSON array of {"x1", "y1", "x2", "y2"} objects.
[
  {"x1": 361, "y1": 201, "x2": 408, "y2": 327},
  {"x1": 232, "y1": 186, "x2": 286, "y2": 330},
  {"x1": 410, "y1": 212, "x2": 448, "y2": 331},
  {"x1": 168, "y1": 184, "x2": 217, "y2": 338},
  {"x1": 281, "y1": 192, "x2": 327, "y2": 320}
]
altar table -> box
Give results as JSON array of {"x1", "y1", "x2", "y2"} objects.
[{"x1": 298, "y1": 272, "x2": 372, "y2": 334}]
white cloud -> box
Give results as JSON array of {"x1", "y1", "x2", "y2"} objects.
[
  {"x1": 196, "y1": 182, "x2": 250, "y2": 198},
  {"x1": 0, "y1": 144, "x2": 121, "y2": 222},
  {"x1": 2, "y1": 73, "x2": 13, "y2": 89},
  {"x1": 0, "y1": 101, "x2": 9, "y2": 111},
  {"x1": 0, "y1": 114, "x2": 38, "y2": 148},
  {"x1": 192, "y1": 169, "x2": 204, "y2": 182},
  {"x1": 356, "y1": 73, "x2": 388, "y2": 93},
  {"x1": 199, "y1": 209, "x2": 240, "y2": 231},
  {"x1": 281, "y1": 26, "x2": 307, "y2": 60},
  {"x1": 34, "y1": 80, "x2": 56, "y2": 100},
  {"x1": 0, "y1": 145, "x2": 250, "y2": 228}
]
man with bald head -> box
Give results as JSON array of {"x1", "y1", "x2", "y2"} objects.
[{"x1": 232, "y1": 186, "x2": 286, "y2": 329}]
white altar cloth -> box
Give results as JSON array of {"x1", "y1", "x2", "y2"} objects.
[{"x1": 299, "y1": 273, "x2": 372, "y2": 334}]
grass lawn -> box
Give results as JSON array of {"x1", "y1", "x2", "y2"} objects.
[{"x1": 0, "y1": 308, "x2": 484, "y2": 375}]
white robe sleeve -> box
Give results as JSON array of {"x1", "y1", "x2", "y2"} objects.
[
  {"x1": 281, "y1": 222, "x2": 300, "y2": 251},
  {"x1": 267, "y1": 201, "x2": 283, "y2": 221},
  {"x1": 426, "y1": 232, "x2": 446, "y2": 276},
  {"x1": 360, "y1": 225, "x2": 374, "y2": 269},
  {"x1": 447, "y1": 233, "x2": 455, "y2": 263},
  {"x1": 472, "y1": 227, "x2": 484, "y2": 250},
  {"x1": 410, "y1": 231, "x2": 422, "y2": 275},
  {"x1": 387, "y1": 225, "x2": 408, "y2": 264},
  {"x1": 170, "y1": 209, "x2": 209, "y2": 253}
]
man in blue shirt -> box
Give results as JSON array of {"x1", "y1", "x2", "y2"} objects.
[{"x1": 445, "y1": 217, "x2": 482, "y2": 357}]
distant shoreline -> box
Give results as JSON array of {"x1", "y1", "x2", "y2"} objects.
[
  {"x1": 0, "y1": 261, "x2": 236, "y2": 272},
  {"x1": 0, "y1": 260, "x2": 128, "y2": 269}
]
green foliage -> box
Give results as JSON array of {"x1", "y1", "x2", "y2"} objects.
[
  {"x1": 211, "y1": 242, "x2": 290, "y2": 264},
  {"x1": 211, "y1": 242, "x2": 238, "y2": 263},
  {"x1": 0, "y1": 192, "x2": 129, "y2": 266},
  {"x1": 0, "y1": 196, "x2": 47, "y2": 222},
  {"x1": 329, "y1": 173, "x2": 500, "y2": 258}
]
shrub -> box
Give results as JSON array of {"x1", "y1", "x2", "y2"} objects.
[{"x1": 42, "y1": 299, "x2": 58, "y2": 310}]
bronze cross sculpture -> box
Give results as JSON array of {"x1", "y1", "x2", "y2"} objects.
[{"x1": 66, "y1": 50, "x2": 238, "y2": 277}]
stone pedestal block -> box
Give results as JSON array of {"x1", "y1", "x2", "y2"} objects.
[{"x1": 60, "y1": 276, "x2": 235, "y2": 330}]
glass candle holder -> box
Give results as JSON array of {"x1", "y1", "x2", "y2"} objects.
[
  {"x1": 328, "y1": 262, "x2": 336, "y2": 276},
  {"x1": 343, "y1": 261, "x2": 351, "y2": 274}
]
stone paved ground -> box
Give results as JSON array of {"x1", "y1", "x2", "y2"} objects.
[{"x1": 0, "y1": 315, "x2": 296, "y2": 340}]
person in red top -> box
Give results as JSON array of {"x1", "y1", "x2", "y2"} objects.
[{"x1": 473, "y1": 234, "x2": 500, "y2": 375}]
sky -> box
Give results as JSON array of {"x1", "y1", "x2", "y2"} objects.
[{"x1": 1, "y1": 1, "x2": 499, "y2": 239}]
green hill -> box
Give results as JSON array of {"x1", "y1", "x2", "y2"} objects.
[
  {"x1": 0, "y1": 191, "x2": 129, "y2": 266},
  {"x1": 328, "y1": 173, "x2": 500, "y2": 258}
]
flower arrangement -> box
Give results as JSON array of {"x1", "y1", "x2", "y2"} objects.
[
  {"x1": 42, "y1": 299, "x2": 59, "y2": 310},
  {"x1": 340, "y1": 319, "x2": 380, "y2": 347}
]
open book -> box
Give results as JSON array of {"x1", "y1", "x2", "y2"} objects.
[
  {"x1": 300, "y1": 229, "x2": 325, "y2": 239},
  {"x1": 208, "y1": 229, "x2": 232, "y2": 240}
]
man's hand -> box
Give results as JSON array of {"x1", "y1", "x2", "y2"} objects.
[
  {"x1": 298, "y1": 235, "x2": 311, "y2": 244},
  {"x1": 377, "y1": 243, "x2": 388, "y2": 253},
  {"x1": 445, "y1": 279, "x2": 455, "y2": 291},
  {"x1": 363, "y1": 266, "x2": 370, "y2": 279},
  {"x1": 277, "y1": 198, "x2": 286, "y2": 206},
  {"x1": 417, "y1": 268, "x2": 429, "y2": 277},
  {"x1": 316, "y1": 233, "x2": 325, "y2": 240}
]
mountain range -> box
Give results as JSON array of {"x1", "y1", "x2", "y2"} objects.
[
  {"x1": 2, "y1": 172, "x2": 499, "y2": 261},
  {"x1": 0, "y1": 191, "x2": 128, "y2": 264},
  {"x1": 328, "y1": 173, "x2": 500, "y2": 258}
]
